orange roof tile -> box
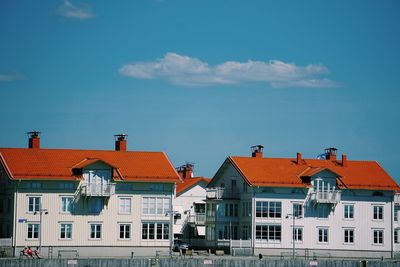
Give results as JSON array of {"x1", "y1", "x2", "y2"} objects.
[
  {"x1": 229, "y1": 156, "x2": 399, "y2": 191},
  {"x1": 0, "y1": 148, "x2": 181, "y2": 183},
  {"x1": 176, "y1": 177, "x2": 211, "y2": 196}
]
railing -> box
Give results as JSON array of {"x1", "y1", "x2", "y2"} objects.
[
  {"x1": 206, "y1": 187, "x2": 224, "y2": 199},
  {"x1": 80, "y1": 183, "x2": 116, "y2": 197},
  {"x1": 188, "y1": 213, "x2": 206, "y2": 225},
  {"x1": 394, "y1": 194, "x2": 400, "y2": 205},
  {"x1": 310, "y1": 190, "x2": 341, "y2": 204}
]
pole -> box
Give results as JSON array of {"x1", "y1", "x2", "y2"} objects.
[
  {"x1": 39, "y1": 208, "x2": 43, "y2": 253},
  {"x1": 292, "y1": 215, "x2": 295, "y2": 259},
  {"x1": 169, "y1": 211, "x2": 173, "y2": 257}
]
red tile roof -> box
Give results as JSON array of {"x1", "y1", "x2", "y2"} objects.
[
  {"x1": 228, "y1": 156, "x2": 399, "y2": 191},
  {"x1": 0, "y1": 148, "x2": 181, "y2": 183},
  {"x1": 176, "y1": 177, "x2": 211, "y2": 196}
]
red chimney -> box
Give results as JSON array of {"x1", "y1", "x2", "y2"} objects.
[
  {"x1": 251, "y1": 145, "x2": 264, "y2": 158},
  {"x1": 114, "y1": 134, "x2": 128, "y2": 151},
  {"x1": 296, "y1": 152, "x2": 302, "y2": 164},
  {"x1": 325, "y1": 147, "x2": 337, "y2": 161},
  {"x1": 176, "y1": 163, "x2": 194, "y2": 179},
  {"x1": 342, "y1": 154, "x2": 347, "y2": 167},
  {"x1": 28, "y1": 131, "x2": 41, "y2": 149}
]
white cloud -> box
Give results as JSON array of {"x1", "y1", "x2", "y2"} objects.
[
  {"x1": 57, "y1": 0, "x2": 94, "y2": 20},
  {"x1": 0, "y1": 73, "x2": 25, "y2": 82},
  {"x1": 119, "y1": 53, "x2": 338, "y2": 88}
]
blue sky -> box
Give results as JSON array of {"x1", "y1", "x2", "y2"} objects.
[{"x1": 1, "y1": 1, "x2": 400, "y2": 181}]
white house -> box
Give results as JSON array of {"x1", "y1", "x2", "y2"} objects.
[
  {"x1": 205, "y1": 145, "x2": 400, "y2": 258},
  {"x1": 0, "y1": 132, "x2": 182, "y2": 258},
  {"x1": 173, "y1": 163, "x2": 210, "y2": 246}
]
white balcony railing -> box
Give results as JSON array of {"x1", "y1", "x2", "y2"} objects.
[
  {"x1": 188, "y1": 213, "x2": 206, "y2": 225},
  {"x1": 206, "y1": 187, "x2": 225, "y2": 199},
  {"x1": 394, "y1": 194, "x2": 400, "y2": 205},
  {"x1": 80, "y1": 183, "x2": 116, "y2": 197},
  {"x1": 310, "y1": 190, "x2": 341, "y2": 204}
]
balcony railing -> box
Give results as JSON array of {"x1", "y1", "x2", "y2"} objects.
[
  {"x1": 394, "y1": 194, "x2": 400, "y2": 205},
  {"x1": 188, "y1": 213, "x2": 206, "y2": 225},
  {"x1": 80, "y1": 183, "x2": 116, "y2": 197},
  {"x1": 310, "y1": 190, "x2": 341, "y2": 204},
  {"x1": 206, "y1": 187, "x2": 224, "y2": 199}
]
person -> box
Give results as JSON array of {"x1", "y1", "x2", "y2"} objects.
[
  {"x1": 20, "y1": 247, "x2": 29, "y2": 258},
  {"x1": 258, "y1": 253, "x2": 263, "y2": 260},
  {"x1": 26, "y1": 247, "x2": 33, "y2": 258},
  {"x1": 34, "y1": 247, "x2": 42, "y2": 259}
]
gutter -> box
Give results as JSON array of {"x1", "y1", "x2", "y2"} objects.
[{"x1": 12, "y1": 179, "x2": 20, "y2": 256}]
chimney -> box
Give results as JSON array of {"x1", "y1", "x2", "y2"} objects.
[
  {"x1": 114, "y1": 134, "x2": 128, "y2": 151},
  {"x1": 176, "y1": 163, "x2": 194, "y2": 179},
  {"x1": 342, "y1": 154, "x2": 347, "y2": 167},
  {"x1": 325, "y1": 147, "x2": 337, "y2": 161},
  {"x1": 28, "y1": 131, "x2": 41, "y2": 149},
  {"x1": 251, "y1": 145, "x2": 264, "y2": 158},
  {"x1": 296, "y1": 152, "x2": 302, "y2": 164}
]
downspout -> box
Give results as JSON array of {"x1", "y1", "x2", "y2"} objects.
[
  {"x1": 391, "y1": 196, "x2": 394, "y2": 259},
  {"x1": 13, "y1": 179, "x2": 20, "y2": 257},
  {"x1": 251, "y1": 187, "x2": 256, "y2": 256}
]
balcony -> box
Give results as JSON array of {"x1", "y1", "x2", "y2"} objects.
[
  {"x1": 80, "y1": 183, "x2": 116, "y2": 197},
  {"x1": 310, "y1": 190, "x2": 341, "y2": 204},
  {"x1": 206, "y1": 187, "x2": 224, "y2": 199},
  {"x1": 394, "y1": 194, "x2": 400, "y2": 205},
  {"x1": 188, "y1": 213, "x2": 206, "y2": 225}
]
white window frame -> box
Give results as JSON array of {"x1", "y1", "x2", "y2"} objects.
[
  {"x1": 318, "y1": 227, "x2": 329, "y2": 244},
  {"x1": 142, "y1": 197, "x2": 170, "y2": 215},
  {"x1": 255, "y1": 224, "x2": 282, "y2": 242},
  {"x1": 293, "y1": 227, "x2": 303, "y2": 242},
  {"x1": 27, "y1": 196, "x2": 41, "y2": 213},
  {"x1": 59, "y1": 223, "x2": 72, "y2": 240},
  {"x1": 60, "y1": 196, "x2": 73, "y2": 213},
  {"x1": 343, "y1": 228, "x2": 354, "y2": 244},
  {"x1": 344, "y1": 204, "x2": 354, "y2": 220},
  {"x1": 141, "y1": 222, "x2": 169, "y2": 240},
  {"x1": 373, "y1": 229, "x2": 384, "y2": 245},
  {"x1": 119, "y1": 197, "x2": 132, "y2": 214},
  {"x1": 292, "y1": 202, "x2": 303, "y2": 217},
  {"x1": 256, "y1": 201, "x2": 282, "y2": 218},
  {"x1": 373, "y1": 205, "x2": 384, "y2": 221},
  {"x1": 89, "y1": 223, "x2": 102, "y2": 240},
  {"x1": 27, "y1": 223, "x2": 39, "y2": 240},
  {"x1": 118, "y1": 223, "x2": 131, "y2": 240}
]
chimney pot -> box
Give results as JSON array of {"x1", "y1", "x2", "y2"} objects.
[
  {"x1": 342, "y1": 154, "x2": 347, "y2": 167},
  {"x1": 114, "y1": 134, "x2": 128, "y2": 151},
  {"x1": 296, "y1": 152, "x2": 302, "y2": 164},
  {"x1": 27, "y1": 131, "x2": 41, "y2": 149},
  {"x1": 176, "y1": 163, "x2": 194, "y2": 179},
  {"x1": 325, "y1": 147, "x2": 337, "y2": 161},
  {"x1": 251, "y1": 145, "x2": 264, "y2": 158}
]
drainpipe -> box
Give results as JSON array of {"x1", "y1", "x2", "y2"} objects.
[
  {"x1": 251, "y1": 187, "x2": 256, "y2": 255},
  {"x1": 12, "y1": 180, "x2": 20, "y2": 256},
  {"x1": 391, "y1": 197, "x2": 394, "y2": 259}
]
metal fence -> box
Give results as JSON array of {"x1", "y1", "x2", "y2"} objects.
[{"x1": 1, "y1": 258, "x2": 400, "y2": 267}]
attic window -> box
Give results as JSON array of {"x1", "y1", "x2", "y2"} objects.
[{"x1": 372, "y1": 191, "x2": 383, "y2": 197}]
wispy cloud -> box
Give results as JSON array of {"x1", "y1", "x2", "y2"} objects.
[
  {"x1": 0, "y1": 73, "x2": 25, "y2": 82},
  {"x1": 56, "y1": 0, "x2": 95, "y2": 20},
  {"x1": 119, "y1": 53, "x2": 338, "y2": 88}
]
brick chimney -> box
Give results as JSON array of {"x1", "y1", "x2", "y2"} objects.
[
  {"x1": 28, "y1": 131, "x2": 41, "y2": 149},
  {"x1": 325, "y1": 147, "x2": 337, "y2": 161},
  {"x1": 114, "y1": 134, "x2": 128, "y2": 151},
  {"x1": 176, "y1": 163, "x2": 194, "y2": 179},
  {"x1": 296, "y1": 152, "x2": 302, "y2": 164},
  {"x1": 342, "y1": 154, "x2": 347, "y2": 167},
  {"x1": 251, "y1": 145, "x2": 264, "y2": 158}
]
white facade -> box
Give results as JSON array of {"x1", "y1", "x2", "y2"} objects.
[{"x1": 206, "y1": 160, "x2": 399, "y2": 258}]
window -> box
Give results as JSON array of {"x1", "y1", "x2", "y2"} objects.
[
  {"x1": 256, "y1": 201, "x2": 281, "y2": 218},
  {"x1": 119, "y1": 224, "x2": 131, "y2": 239},
  {"x1": 293, "y1": 227, "x2": 303, "y2": 242},
  {"x1": 59, "y1": 183, "x2": 74, "y2": 190},
  {"x1": 373, "y1": 206, "x2": 383, "y2": 220},
  {"x1": 142, "y1": 197, "x2": 170, "y2": 215},
  {"x1": 373, "y1": 229, "x2": 383, "y2": 244},
  {"x1": 27, "y1": 223, "x2": 39, "y2": 239},
  {"x1": 318, "y1": 228, "x2": 328, "y2": 243},
  {"x1": 243, "y1": 182, "x2": 248, "y2": 193},
  {"x1": 292, "y1": 203, "x2": 303, "y2": 217},
  {"x1": 28, "y1": 197, "x2": 40, "y2": 212},
  {"x1": 119, "y1": 198, "x2": 131, "y2": 214},
  {"x1": 395, "y1": 229, "x2": 400, "y2": 244},
  {"x1": 255, "y1": 225, "x2": 281, "y2": 241},
  {"x1": 395, "y1": 205, "x2": 400, "y2": 221},
  {"x1": 344, "y1": 204, "x2": 354, "y2": 219},
  {"x1": 242, "y1": 225, "x2": 250, "y2": 239},
  {"x1": 231, "y1": 179, "x2": 237, "y2": 193},
  {"x1": 89, "y1": 224, "x2": 102, "y2": 239},
  {"x1": 60, "y1": 197, "x2": 73, "y2": 213},
  {"x1": 242, "y1": 202, "x2": 251, "y2": 217},
  {"x1": 60, "y1": 223, "x2": 72, "y2": 240},
  {"x1": 90, "y1": 198, "x2": 103, "y2": 214},
  {"x1": 142, "y1": 222, "x2": 169, "y2": 240},
  {"x1": 344, "y1": 229, "x2": 354, "y2": 244},
  {"x1": 224, "y1": 203, "x2": 238, "y2": 217}
]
